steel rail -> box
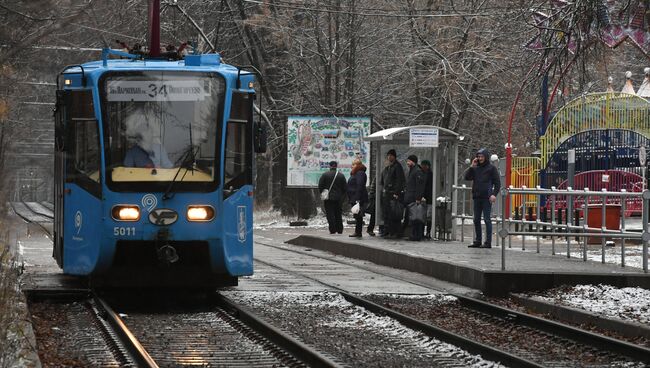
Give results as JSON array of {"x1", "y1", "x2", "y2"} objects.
[
  {"x1": 93, "y1": 295, "x2": 159, "y2": 368},
  {"x1": 256, "y1": 240, "x2": 650, "y2": 364},
  {"x1": 11, "y1": 202, "x2": 52, "y2": 237},
  {"x1": 454, "y1": 294, "x2": 650, "y2": 364},
  {"x1": 213, "y1": 292, "x2": 342, "y2": 368},
  {"x1": 339, "y1": 291, "x2": 543, "y2": 368},
  {"x1": 253, "y1": 245, "x2": 543, "y2": 367},
  {"x1": 23, "y1": 201, "x2": 54, "y2": 219}
]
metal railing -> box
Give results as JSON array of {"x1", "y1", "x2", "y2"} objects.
[{"x1": 499, "y1": 186, "x2": 649, "y2": 273}]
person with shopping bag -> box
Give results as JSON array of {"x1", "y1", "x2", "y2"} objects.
[
  {"x1": 318, "y1": 161, "x2": 347, "y2": 234},
  {"x1": 347, "y1": 158, "x2": 368, "y2": 238}
]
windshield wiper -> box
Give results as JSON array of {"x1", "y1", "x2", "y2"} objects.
[{"x1": 162, "y1": 146, "x2": 198, "y2": 200}]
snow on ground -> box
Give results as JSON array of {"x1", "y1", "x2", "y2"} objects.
[
  {"x1": 254, "y1": 207, "x2": 361, "y2": 229},
  {"x1": 225, "y1": 291, "x2": 502, "y2": 367},
  {"x1": 362, "y1": 293, "x2": 458, "y2": 303},
  {"x1": 528, "y1": 284, "x2": 650, "y2": 325}
]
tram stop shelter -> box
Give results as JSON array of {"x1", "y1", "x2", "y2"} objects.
[{"x1": 364, "y1": 125, "x2": 461, "y2": 240}]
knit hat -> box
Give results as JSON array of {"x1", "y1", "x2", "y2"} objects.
[
  {"x1": 421, "y1": 160, "x2": 431, "y2": 167},
  {"x1": 407, "y1": 155, "x2": 418, "y2": 164},
  {"x1": 386, "y1": 149, "x2": 397, "y2": 157},
  {"x1": 329, "y1": 161, "x2": 338, "y2": 168}
]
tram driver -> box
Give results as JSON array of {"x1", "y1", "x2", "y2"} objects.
[{"x1": 123, "y1": 109, "x2": 173, "y2": 169}]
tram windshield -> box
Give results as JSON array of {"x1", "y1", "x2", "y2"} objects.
[{"x1": 102, "y1": 71, "x2": 225, "y2": 190}]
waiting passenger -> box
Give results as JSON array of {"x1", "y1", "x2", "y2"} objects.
[
  {"x1": 347, "y1": 158, "x2": 368, "y2": 238},
  {"x1": 464, "y1": 148, "x2": 500, "y2": 248}
]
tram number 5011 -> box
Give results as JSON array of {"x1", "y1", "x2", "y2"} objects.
[{"x1": 114, "y1": 227, "x2": 136, "y2": 236}]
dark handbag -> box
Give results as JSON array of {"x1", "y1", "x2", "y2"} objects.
[
  {"x1": 408, "y1": 202, "x2": 426, "y2": 223},
  {"x1": 365, "y1": 201, "x2": 375, "y2": 214}
]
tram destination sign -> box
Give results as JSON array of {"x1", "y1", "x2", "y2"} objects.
[
  {"x1": 107, "y1": 80, "x2": 206, "y2": 101},
  {"x1": 409, "y1": 128, "x2": 439, "y2": 147}
]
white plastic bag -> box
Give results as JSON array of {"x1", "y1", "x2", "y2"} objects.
[
  {"x1": 351, "y1": 202, "x2": 361, "y2": 215},
  {"x1": 320, "y1": 190, "x2": 329, "y2": 201}
]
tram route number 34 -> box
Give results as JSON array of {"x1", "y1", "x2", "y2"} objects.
[{"x1": 114, "y1": 227, "x2": 136, "y2": 236}]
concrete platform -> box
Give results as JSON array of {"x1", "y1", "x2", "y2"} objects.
[{"x1": 286, "y1": 234, "x2": 650, "y2": 296}]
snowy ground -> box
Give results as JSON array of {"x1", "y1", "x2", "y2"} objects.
[
  {"x1": 526, "y1": 284, "x2": 650, "y2": 326},
  {"x1": 254, "y1": 207, "x2": 362, "y2": 230},
  {"x1": 225, "y1": 291, "x2": 502, "y2": 367}
]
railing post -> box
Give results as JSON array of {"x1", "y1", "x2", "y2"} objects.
[
  {"x1": 566, "y1": 206, "x2": 571, "y2": 258},
  {"x1": 461, "y1": 185, "x2": 466, "y2": 243},
  {"x1": 601, "y1": 190, "x2": 607, "y2": 264},
  {"x1": 500, "y1": 187, "x2": 508, "y2": 271},
  {"x1": 551, "y1": 191, "x2": 556, "y2": 255},
  {"x1": 536, "y1": 189, "x2": 541, "y2": 253},
  {"x1": 452, "y1": 186, "x2": 457, "y2": 241},
  {"x1": 521, "y1": 190, "x2": 527, "y2": 251},
  {"x1": 643, "y1": 190, "x2": 649, "y2": 273},
  {"x1": 621, "y1": 190, "x2": 626, "y2": 268},
  {"x1": 583, "y1": 197, "x2": 589, "y2": 262}
]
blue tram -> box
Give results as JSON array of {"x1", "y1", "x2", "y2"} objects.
[{"x1": 53, "y1": 47, "x2": 265, "y2": 287}]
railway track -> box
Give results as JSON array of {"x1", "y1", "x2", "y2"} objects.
[
  {"x1": 11, "y1": 201, "x2": 53, "y2": 237},
  {"x1": 254, "y1": 240, "x2": 650, "y2": 367},
  {"x1": 29, "y1": 291, "x2": 339, "y2": 367}
]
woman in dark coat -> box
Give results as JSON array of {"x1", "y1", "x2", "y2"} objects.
[{"x1": 347, "y1": 158, "x2": 368, "y2": 238}]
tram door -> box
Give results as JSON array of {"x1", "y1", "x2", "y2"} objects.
[
  {"x1": 53, "y1": 91, "x2": 66, "y2": 267},
  {"x1": 223, "y1": 92, "x2": 254, "y2": 258},
  {"x1": 55, "y1": 89, "x2": 102, "y2": 272}
]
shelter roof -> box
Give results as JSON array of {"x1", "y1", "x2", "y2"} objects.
[{"x1": 364, "y1": 125, "x2": 458, "y2": 142}]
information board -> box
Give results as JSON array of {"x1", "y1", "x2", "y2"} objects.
[
  {"x1": 409, "y1": 128, "x2": 439, "y2": 147},
  {"x1": 287, "y1": 115, "x2": 371, "y2": 187}
]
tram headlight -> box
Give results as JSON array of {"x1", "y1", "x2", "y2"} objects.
[
  {"x1": 187, "y1": 206, "x2": 215, "y2": 221},
  {"x1": 112, "y1": 205, "x2": 140, "y2": 221}
]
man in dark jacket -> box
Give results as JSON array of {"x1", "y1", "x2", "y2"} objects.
[
  {"x1": 380, "y1": 149, "x2": 405, "y2": 238},
  {"x1": 318, "y1": 161, "x2": 347, "y2": 234},
  {"x1": 464, "y1": 148, "x2": 500, "y2": 248},
  {"x1": 403, "y1": 155, "x2": 426, "y2": 241}
]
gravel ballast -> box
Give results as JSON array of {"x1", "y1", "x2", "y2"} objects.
[{"x1": 224, "y1": 291, "x2": 502, "y2": 367}]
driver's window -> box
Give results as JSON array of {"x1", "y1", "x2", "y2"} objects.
[{"x1": 224, "y1": 92, "x2": 252, "y2": 190}]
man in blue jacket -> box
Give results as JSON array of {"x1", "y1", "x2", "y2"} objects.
[{"x1": 464, "y1": 148, "x2": 500, "y2": 248}]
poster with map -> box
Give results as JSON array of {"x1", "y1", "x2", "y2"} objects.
[{"x1": 286, "y1": 115, "x2": 372, "y2": 187}]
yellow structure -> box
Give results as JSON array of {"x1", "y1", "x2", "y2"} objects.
[
  {"x1": 540, "y1": 93, "x2": 650, "y2": 167},
  {"x1": 511, "y1": 157, "x2": 541, "y2": 211}
]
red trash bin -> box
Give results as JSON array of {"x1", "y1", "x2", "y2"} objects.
[{"x1": 586, "y1": 204, "x2": 621, "y2": 244}]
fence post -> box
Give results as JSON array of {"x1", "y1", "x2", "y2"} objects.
[
  {"x1": 566, "y1": 207, "x2": 571, "y2": 258},
  {"x1": 461, "y1": 186, "x2": 466, "y2": 243},
  {"x1": 536, "y1": 191, "x2": 541, "y2": 253},
  {"x1": 542, "y1": 207, "x2": 548, "y2": 239},
  {"x1": 621, "y1": 191, "x2": 626, "y2": 268},
  {"x1": 601, "y1": 192, "x2": 607, "y2": 264},
  {"x1": 521, "y1": 193, "x2": 527, "y2": 251},
  {"x1": 500, "y1": 188, "x2": 508, "y2": 271},
  {"x1": 643, "y1": 190, "x2": 649, "y2": 273},
  {"x1": 583, "y1": 198, "x2": 589, "y2": 262},
  {"x1": 551, "y1": 192, "x2": 556, "y2": 255}
]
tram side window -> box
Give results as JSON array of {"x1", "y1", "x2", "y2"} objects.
[
  {"x1": 224, "y1": 121, "x2": 251, "y2": 189},
  {"x1": 224, "y1": 92, "x2": 252, "y2": 190},
  {"x1": 65, "y1": 90, "x2": 101, "y2": 195}
]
